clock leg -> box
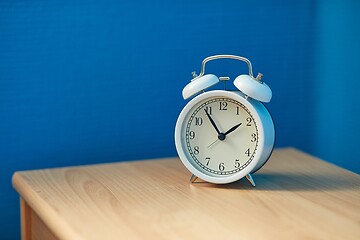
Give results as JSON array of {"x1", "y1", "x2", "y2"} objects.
[
  {"x1": 245, "y1": 174, "x2": 256, "y2": 187},
  {"x1": 189, "y1": 174, "x2": 198, "y2": 183}
]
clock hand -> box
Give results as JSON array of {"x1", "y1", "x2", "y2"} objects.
[
  {"x1": 207, "y1": 139, "x2": 219, "y2": 148},
  {"x1": 224, "y1": 123, "x2": 242, "y2": 136},
  {"x1": 204, "y1": 109, "x2": 221, "y2": 134}
]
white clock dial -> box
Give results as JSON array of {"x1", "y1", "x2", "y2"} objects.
[{"x1": 183, "y1": 96, "x2": 258, "y2": 177}]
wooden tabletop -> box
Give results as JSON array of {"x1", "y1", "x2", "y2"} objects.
[{"x1": 12, "y1": 148, "x2": 360, "y2": 240}]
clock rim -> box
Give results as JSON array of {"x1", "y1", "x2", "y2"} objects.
[{"x1": 175, "y1": 90, "x2": 266, "y2": 184}]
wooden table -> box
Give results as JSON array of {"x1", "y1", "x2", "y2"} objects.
[{"x1": 12, "y1": 148, "x2": 360, "y2": 240}]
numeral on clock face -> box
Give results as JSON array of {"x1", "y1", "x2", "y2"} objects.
[
  {"x1": 185, "y1": 97, "x2": 258, "y2": 176},
  {"x1": 204, "y1": 106, "x2": 212, "y2": 115},
  {"x1": 206, "y1": 157, "x2": 210, "y2": 166},
  {"x1": 219, "y1": 102, "x2": 228, "y2": 110},
  {"x1": 195, "y1": 117, "x2": 203, "y2": 126},
  {"x1": 193, "y1": 146, "x2": 200, "y2": 155}
]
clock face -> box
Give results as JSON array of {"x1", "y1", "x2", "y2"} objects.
[{"x1": 181, "y1": 95, "x2": 259, "y2": 177}]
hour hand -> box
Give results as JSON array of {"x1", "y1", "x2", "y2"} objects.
[
  {"x1": 204, "y1": 109, "x2": 220, "y2": 134},
  {"x1": 224, "y1": 123, "x2": 242, "y2": 136}
]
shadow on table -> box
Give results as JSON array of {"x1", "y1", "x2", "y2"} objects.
[{"x1": 190, "y1": 172, "x2": 359, "y2": 191}]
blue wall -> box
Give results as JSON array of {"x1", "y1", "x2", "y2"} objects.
[
  {"x1": 311, "y1": 0, "x2": 360, "y2": 175},
  {"x1": 0, "y1": 1, "x2": 358, "y2": 238}
]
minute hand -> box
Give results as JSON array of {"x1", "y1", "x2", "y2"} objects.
[
  {"x1": 224, "y1": 123, "x2": 242, "y2": 136},
  {"x1": 204, "y1": 109, "x2": 221, "y2": 134}
]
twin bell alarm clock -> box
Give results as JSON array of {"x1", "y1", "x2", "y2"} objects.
[{"x1": 174, "y1": 55, "x2": 275, "y2": 186}]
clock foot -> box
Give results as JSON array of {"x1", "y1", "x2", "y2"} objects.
[
  {"x1": 245, "y1": 174, "x2": 256, "y2": 187},
  {"x1": 189, "y1": 174, "x2": 199, "y2": 183}
]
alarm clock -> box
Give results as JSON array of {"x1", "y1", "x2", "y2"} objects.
[{"x1": 174, "y1": 55, "x2": 275, "y2": 186}]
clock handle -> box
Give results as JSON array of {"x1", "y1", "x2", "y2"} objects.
[
  {"x1": 192, "y1": 55, "x2": 263, "y2": 82},
  {"x1": 183, "y1": 54, "x2": 271, "y2": 101},
  {"x1": 194, "y1": 55, "x2": 271, "y2": 103}
]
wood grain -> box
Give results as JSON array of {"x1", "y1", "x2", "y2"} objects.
[{"x1": 12, "y1": 148, "x2": 360, "y2": 240}]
